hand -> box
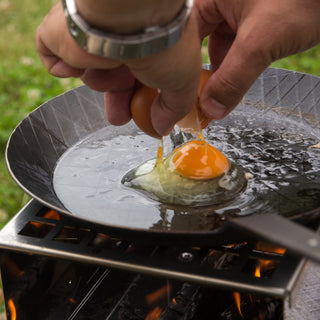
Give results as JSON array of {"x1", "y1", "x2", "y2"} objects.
[
  {"x1": 36, "y1": 1, "x2": 202, "y2": 136},
  {"x1": 195, "y1": 0, "x2": 320, "y2": 120}
]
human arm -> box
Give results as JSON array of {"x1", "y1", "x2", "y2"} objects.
[
  {"x1": 195, "y1": 0, "x2": 320, "y2": 120},
  {"x1": 36, "y1": 0, "x2": 320, "y2": 137},
  {"x1": 36, "y1": 0, "x2": 202, "y2": 136}
]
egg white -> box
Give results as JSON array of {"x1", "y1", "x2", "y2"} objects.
[{"x1": 122, "y1": 151, "x2": 247, "y2": 207}]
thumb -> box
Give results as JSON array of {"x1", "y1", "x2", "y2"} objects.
[
  {"x1": 151, "y1": 83, "x2": 199, "y2": 136},
  {"x1": 200, "y1": 37, "x2": 270, "y2": 120}
]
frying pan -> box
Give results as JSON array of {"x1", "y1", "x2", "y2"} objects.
[{"x1": 5, "y1": 67, "x2": 320, "y2": 262}]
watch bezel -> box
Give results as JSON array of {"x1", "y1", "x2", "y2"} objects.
[{"x1": 62, "y1": 0, "x2": 193, "y2": 60}]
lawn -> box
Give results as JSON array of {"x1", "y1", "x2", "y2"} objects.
[
  {"x1": 0, "y1": 0, "x2": 320, "y2": 228},
  {"x1": 0, "y1": 0, "x2": 82, "y2": 227}
]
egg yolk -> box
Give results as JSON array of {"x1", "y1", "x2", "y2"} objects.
[{"x1": 172, "y1": 140, "x2": 230, "y2": 180}]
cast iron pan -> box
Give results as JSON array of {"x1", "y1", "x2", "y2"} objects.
[{"x1": 5, "y1": 67, "x2": 320, "y2": 262}]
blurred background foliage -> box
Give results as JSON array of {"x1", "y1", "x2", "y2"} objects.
[{"x1": 0, "y1": 0, "x2": 319, "y2": 227}]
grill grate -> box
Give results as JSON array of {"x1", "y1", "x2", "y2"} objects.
[{"x1": 0, "y1": 200, "x2": 305, "y2": 298}]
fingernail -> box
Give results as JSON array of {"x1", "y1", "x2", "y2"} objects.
[{"x1": 202, "y1": 97, "x2": 228, "y2": 120}]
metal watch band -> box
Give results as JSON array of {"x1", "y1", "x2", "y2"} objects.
[{"x1": 62, "y1": 0, "x2": 193, "y2": 60}]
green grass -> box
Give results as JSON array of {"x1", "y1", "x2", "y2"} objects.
[
  {"x1": 272, "y1": 46, "x2": 320, "y2": 75},
  {"x1": 0, "y1": 1, "x2": 319, "y2": 228},
  {"x1": 0, "y1": 0, "x2": 81, "y2": 226},
  {"x1": 201, "y1": 39, "x2": 320, "y2": 76}
]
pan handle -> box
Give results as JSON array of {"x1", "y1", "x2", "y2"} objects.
[{"x1": 228, "y1": 214, "x2": 320, "y2": 263}]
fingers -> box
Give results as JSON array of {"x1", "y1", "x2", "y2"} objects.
[
  {"x1": 36, "y1": 2, "x2": 203, "y2": 137},
  {"x1": 198, "y1": 0, "x2": 320, "y2": 121},
  {"x1": 81, "y1": 65, "x2": 136, "y2": 92},
  {"x1": 35, "y1": 3, "x2": 84, "y2": 78},
  {"x1": 151, "y1": 83, "x2": 198, "y2": 136},
  {"x1": 104, "y1": 91, "x2": 134, "y2": 126},
  {"x1": 88, "y1": 66, "x2": 136, "y2": 126},
  {"x1": 36, "y1": 23, "x2": 85, "y2": 78},
  {"x1": 198, "y1": 1, "x2": 273, "y2": 120},
  {"x1": 37, "y1": 49, "x2": 85, "y2": 78},
  {"x1": 35, "y1": 2, "x2": 120, "y2": 78},
  {"x1": 128, "y1": 11, "x2": 202, "y2": 136},
  {"x1": 200, "y1": 36, "x2": 270, "y2": 120}
]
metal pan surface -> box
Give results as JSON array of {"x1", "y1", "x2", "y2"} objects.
[{"x1": 5, "y1": 68, "x2": 320, "y2": 245}]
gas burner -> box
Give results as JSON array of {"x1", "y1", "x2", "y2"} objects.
[
  {"x1": 0, "y1": 200, "x2": 319, "y2": 319},
  {"x1": 2, "y1": 67, "x2": 320, "y2": 319},
  {"x1": 0, "y1": 200, "x2": 304, "y2": 295}
]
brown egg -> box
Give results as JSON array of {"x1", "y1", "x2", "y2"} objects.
[
  {"x1": 130, "y1": 85, "x2": 160, "y2": 138},
  {"x1": 130, "y1": 69, "x2": 213, "y2": 138},
  {"x1": 177, "y1": 69, "x2": 212, "y2": 132},
  {"x1": 197, "y1": 69, "x2": 212, "y2": 95}
]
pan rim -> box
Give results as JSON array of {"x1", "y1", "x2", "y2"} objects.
[{"x1": 5, "y1": 67, "x2": 320, "y2": 239}]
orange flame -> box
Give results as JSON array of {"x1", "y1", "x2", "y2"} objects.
[
  {"x1": 255, "y1": 241, "x2": 286, "y2": 255},
  {"x1": 43, "y1": 210, "x2": 61, "y2": 220},
  {"x1": 233, "y1": 292, "x2": 244, "y2": 319},
  {"x1": 69, "y1": 298, "x2": 77, "y2": 304},
  {"x1": 254, "y1": 259, "x2": 275, "y2": 278},
  {"x1": 31, "y1": 210, "x2": 61, "y2": 228},
  {"x1": 8, "y1": 299, "x2": 16, "y2": 320},
  {"x1": 223, "y1": 242, "x2": 247, "y2": 249},
  {"x1": 208, "y1": 249, "x2": 218, "y2": 256},
  {"x1": 145, "y1": 306, "x2": 163, "y2": 320},
  {"x1": 145, "y1": 284, "x2": 172, "y2": 306},
  {"x1": 30, "y1": 221, "x2": 43, "y2": 228},
  {"x1": 3, "y1": 257, "x2": 25, "y2": 278},
  {"x1": 96, "y1": 233, "x2": 110, "y2": 241}
]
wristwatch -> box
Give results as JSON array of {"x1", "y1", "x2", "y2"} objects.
[{"x1": 62, "y1": 0, "x2": 193, "y2": 60}]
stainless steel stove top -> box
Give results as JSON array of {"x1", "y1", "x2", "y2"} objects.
[{"x1": 0, "y1": 200, "x2": 306, "y2": 298}]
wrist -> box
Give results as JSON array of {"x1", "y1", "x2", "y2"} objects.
[
  {"x1": 75, "y1": 0, "x2": 185, "y2": 34},
  {"x1": 63, "y1": 0, "x2": 193, "y2": 60}
]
